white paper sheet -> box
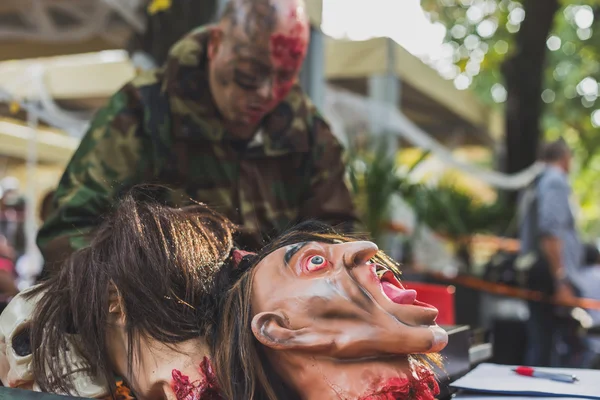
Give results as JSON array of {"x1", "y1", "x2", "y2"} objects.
[
  {"x1": 454, "y1": 396, "x2": 585, "y2": 400},
  {"x1": 450, "y1": 363, "x2": 600, "y2": 399}
]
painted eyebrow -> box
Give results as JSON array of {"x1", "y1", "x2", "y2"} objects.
[{"x1": 284, "y1": 242, "x2": 309, "y2": 266}]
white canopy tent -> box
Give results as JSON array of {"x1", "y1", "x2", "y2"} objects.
[{"x1": 324, "y1": 36, "x2": 503, "y2": 147}]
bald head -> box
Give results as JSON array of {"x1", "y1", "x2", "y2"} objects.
[
  {"x1": 221, "y1": 0, "x2": 310, "y2": 42},
  {"x1": 207, "y1": 0, "x2": 311, "y2": 134}
]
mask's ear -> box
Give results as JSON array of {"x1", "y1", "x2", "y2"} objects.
[
  {"x1": 108, "y1": 285, "x2": 125, "y2": 325},
  {"x1": 251, "y1": 311, "x2": 336, "y2": 353}
]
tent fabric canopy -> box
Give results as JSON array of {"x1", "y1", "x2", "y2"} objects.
[
  {"x1": 325, "y1": 86, "x2": 541, "y2": 190},
  {"x1": 0, "y1": 118, "x2": 78, "y2": 165},
  {"x1": 324, "y1": 37, "x2": 502, "y2": 146}
]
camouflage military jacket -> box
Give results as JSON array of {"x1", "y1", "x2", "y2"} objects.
[{"x1": 37, "y1": 26, "x2": 361, "y2": 269}]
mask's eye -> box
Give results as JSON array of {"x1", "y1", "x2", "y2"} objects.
[{"x1": 306, "y1": 255, "x2": 327, "y2": 272}]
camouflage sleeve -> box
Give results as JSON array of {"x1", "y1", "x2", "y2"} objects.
[
  {"x1": 36, "y1": 84, "x2": 151, "y2": 271},
  {"x1": 298, "y1": 116, "x2": 366, "y2": 236}
]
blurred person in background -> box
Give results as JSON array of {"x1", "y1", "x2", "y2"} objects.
[
  {"x1": 0, "y1": 235, "x2": 19, "y2": 311},
  {"x1": 517, "y1": 138, "x2": 582, "y2": 367},
  {"x1": 577, "y1": 243, "x2": 600, "y2": 368},
  {"x1": 0, "y1": 177, "x2": 25, "y2": 256},
  {"x1": 37, "y1": 0, "x2": 360, "y2": 274},
  {"x1": 10, "y1": 190, "x2": 56, "y2": 291},
  {"x1": 580, "y1": 243, "x2": 600, "y2": 309}
]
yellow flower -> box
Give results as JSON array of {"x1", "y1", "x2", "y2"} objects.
[
  {"x1": 9, "y1": 101, "x2": 20, "y2": 115},
  {"x1": 148, "y1": 0, "x2": 172, "y2": 15}
]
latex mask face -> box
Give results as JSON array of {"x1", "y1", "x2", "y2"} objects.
[{"x1": 250, "y1": 240, "x2": 448, "y2": 400}]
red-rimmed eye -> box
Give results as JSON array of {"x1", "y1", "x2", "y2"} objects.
[{"x1": 306, "y1": 255, "x2": 327, "y2": 272}]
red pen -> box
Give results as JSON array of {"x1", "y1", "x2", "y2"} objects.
[{"x1": 513, "y1": 366, "x2": 578, "y2": 383}]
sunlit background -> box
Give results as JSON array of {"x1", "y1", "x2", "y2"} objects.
[
  {"x1": 323, "y1": 0, "x2": 597, "y2": 111},
  {"x1": 322, "y1": 0, "x2": 446, "y2": 57}
]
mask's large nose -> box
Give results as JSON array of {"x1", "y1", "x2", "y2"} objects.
[{"x1": 330, "y1": 241, "x2": 378, "y2": 269}]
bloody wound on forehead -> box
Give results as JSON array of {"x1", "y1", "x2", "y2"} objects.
[{"x1": 266, "y1": 7, "x2": 308, "y2": 101}]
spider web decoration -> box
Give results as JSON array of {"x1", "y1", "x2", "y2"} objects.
[{"x1": 0, "y1": 0, "x2": 147, "y2": 44}]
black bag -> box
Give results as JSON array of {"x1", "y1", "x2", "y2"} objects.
[{"x1": 482, "y1": 250, "x2": 520, "y2": 287}]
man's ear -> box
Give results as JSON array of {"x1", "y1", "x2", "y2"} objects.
[
  {"x1": 251, "y1": 311, "x2": 336, "y2": 353},
  {"x1": 207, "y1": 27, "x2": 224, "y2": 60}
]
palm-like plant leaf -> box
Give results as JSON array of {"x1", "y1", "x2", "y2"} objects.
[{"x1": 347, "y1": 137, "x2": 510, "y2": 244}]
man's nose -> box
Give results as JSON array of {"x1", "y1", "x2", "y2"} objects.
[
  {"x1": 330, "y1": 241, "x2": 378, "y2": 269},
  {"x1": 257, "y1": 79, "x2": 274, "y2": 100}
]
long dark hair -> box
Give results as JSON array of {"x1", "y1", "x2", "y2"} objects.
[
  {"x1": 211, "y1": 221, "x2": 440, "y2": 400},
  {"x1": 27, "y1": 188, "x2": 236, "y2": 396}
]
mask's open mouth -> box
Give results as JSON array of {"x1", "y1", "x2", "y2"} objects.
[{"x1": 376, "y1": 266, "x2": 417, "y2": 305}]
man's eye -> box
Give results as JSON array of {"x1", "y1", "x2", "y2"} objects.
[{"x1": 234, "y1": 70, "x2": 259, "y2": 90}]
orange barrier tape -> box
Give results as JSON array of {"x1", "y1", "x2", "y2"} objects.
[{"x1": 427, "y1": 272, "x2": 600, "y2": 311}]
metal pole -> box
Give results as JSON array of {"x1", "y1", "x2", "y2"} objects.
[
  {"x1": 25, "y1": 106, "x2": 39, "y2": 259},
  {"x1": 20, "y1": 66, "x2": 44, "y2": 289},
  {"x1": 368, "y1": 38, "x2": 399, "y2": 154},
  {"x1": 216, "y1": 0, "x2": 229, "y2": 19},
  {"x1": 367, "y1": 38, "x2": 401, "y2": 254},
  {"x1": 300, "y1": 26, "x2": 325, "y2": 110},
  {"x1": 384, "y1": 37, "x2": 399, "y2": 157}
]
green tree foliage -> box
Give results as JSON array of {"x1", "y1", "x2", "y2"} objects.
[
  {"x1": 347, "y1": 140, "x2": 508, "y2": 246},
  {"x1": 421, "y1": 0, "x2": 600, "y2": 236}
]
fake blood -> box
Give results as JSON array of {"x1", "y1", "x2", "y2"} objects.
[
  {"x1": 269, "y1": 33, "x2": 306, "y2": 101},
  {"x1": 268, "y1": 10, "x2": 308, "y2": 103},
  {"x1": 361, "y1": 365, "x2": 440, "y2": 400},
  {"x1": 171, "y1": 357, "x2": 223, "y2": 400},
  {"x1": 270, "y1": 34, "x2": 305, "y2": 71}
]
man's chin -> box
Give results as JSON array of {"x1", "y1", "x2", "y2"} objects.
[{"x1": 230, "y1": 112, "x2": 262, "y2": 127}]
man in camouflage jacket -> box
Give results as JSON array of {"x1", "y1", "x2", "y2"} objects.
[{"x1": 37, "y1": 0, "x2": 361, "y2": 270}]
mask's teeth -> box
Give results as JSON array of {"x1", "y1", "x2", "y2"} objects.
[{"x1": 376, "y1": 267, "x2": 387, "y2": 279}]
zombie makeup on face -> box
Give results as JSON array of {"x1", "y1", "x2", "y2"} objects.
[
  {"x1": 267, "y1": 10, "x2": 308, "y2": 102},
  {"x1": 231, "y1": 56, "x2": 271, "y2": 91},
  {"x1": 269, "y1": 10, "x2": 307, "y2": 72},
  {"x1": 229, "y1": 3, "x2": 308, "y2": 102},
  {"x1": 209, "y1": 0, "x2": 310, "y2": 127}
]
